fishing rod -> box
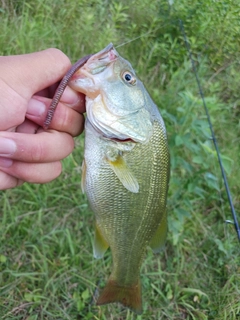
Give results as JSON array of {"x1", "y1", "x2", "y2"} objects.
[{"x1": 179, "y1": 19, "x2": 240, "y2": 243}]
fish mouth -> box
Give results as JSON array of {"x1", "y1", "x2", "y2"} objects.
[
  {"x1": 71, "y1": 43, "x2": 118, "y2": 80},
  {"x1": 87, "y1": 43, "x2": 118, "y2": 72},
  {"x1": 69, "y1": 43, "x2": 118, "y2": 97}
]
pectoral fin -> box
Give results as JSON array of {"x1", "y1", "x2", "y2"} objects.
[
  {"x1": 107, "y1": 155, "x2": 139, "y2": 193},
  {"x1": 93, "y1": 223, "x2": 109, "y2": 259},
  {"x1": 149, "y1": 211, "x2": 168, "y2": 253}
]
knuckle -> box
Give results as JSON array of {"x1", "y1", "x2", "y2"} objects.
[
  {"x1": 59, "y1": 108, "x2": 71, "y2": 131},
  {"x1": 57, "y1": 105, "x2": 84, "y2": 137},
  {"x1": 30, "y1": 141, "x2": 45, "y2": 162},
  {"x1": 28, "y1": 131, "x2": 74, "y2": 164},
  {"x1": 45, "y1": 48, "x2": 71, "y2": 70}
]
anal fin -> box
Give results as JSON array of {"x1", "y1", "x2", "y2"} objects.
[
  {"x1": 149, "y1": 210, "x2": 168, "y2": 253},
  {"x1": 93, "y1": 223, "x2": 109, "y2": 259}
]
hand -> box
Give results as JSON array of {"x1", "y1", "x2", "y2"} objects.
[{"x1": 0, "y1": 48, "x2": 85, "y2": 190}]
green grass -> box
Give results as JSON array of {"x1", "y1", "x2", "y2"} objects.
[{"x1": 1, "y1": 1, "x2": 240, "y2": 319}]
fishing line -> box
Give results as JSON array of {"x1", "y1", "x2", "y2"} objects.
[
  {"x1": 179, "y1": 19, "x2": 240, "y2": 242},
  {"x1": 115, "y1": 21, "x2": 177, "y2": 49},
  {"x1": 115, "y1": 31, "x2": 154, "y2": 48}
]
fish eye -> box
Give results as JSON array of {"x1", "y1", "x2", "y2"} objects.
[
  {"x1": 122, "y1": 71, "x2": 136, "y2": 85},
  {"x1": 124, "y1": 73, "x2": 132, "y2": 81}
]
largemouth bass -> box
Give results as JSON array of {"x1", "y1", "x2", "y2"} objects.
[{"x1": 69, "y1": 43, "x2": 170, "y2": 314}]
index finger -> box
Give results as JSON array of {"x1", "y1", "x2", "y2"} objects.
[{"x1": 1, "y1": 48, "x2": 71, "y2": 100}]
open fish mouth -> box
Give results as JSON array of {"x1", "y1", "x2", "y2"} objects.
[
  {"x1": 97, "y1": 47, "x2": 118, "y2": 63},
  {"x1": 81, "y1": 43, "x2": 118, "y2": 75},
  {"x1": 70, "y1": 43, "x2": 118, "y2": 88}
]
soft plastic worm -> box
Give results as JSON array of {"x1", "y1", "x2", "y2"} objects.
[{"x1": 43, "y1": 53, "x2": 93, "y2": 129}]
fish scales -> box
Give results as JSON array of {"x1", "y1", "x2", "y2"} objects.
[
  {"x1": 69, "y1": 43, "x2": 170, "y2": 314},
  {"x1": 84, "y1": 121, "x2": 169, "y2": 304}
]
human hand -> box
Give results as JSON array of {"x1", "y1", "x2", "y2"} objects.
[{"x1": 0, "y1": 48, "x2": 85, "y2": 190}]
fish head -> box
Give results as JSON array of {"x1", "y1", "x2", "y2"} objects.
[{"x1": 69, "y1": 43, "x2": 154, "y2": 142}]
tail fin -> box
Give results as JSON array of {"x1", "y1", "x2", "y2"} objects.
[{"x1": 96, "y1": 279, "x2": 142, "y2": 314}]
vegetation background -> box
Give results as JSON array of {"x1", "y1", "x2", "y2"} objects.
[{"x1": 0, "y1": 0, "x2": 239, "y2": 319}]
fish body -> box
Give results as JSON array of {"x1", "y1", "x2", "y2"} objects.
[{"x1": 69, "y1": 44, "x2": 170, "y2": 314}]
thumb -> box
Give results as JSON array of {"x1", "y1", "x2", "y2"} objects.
[{"x1": 1, "y1": 48, "x2": 71, "y2": 100}]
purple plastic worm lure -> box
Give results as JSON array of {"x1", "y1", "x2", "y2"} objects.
[{"x1": 43, "y1": 53, "x2": 93, "y2": 130}]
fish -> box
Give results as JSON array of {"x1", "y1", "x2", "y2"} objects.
[{"x1": 69, "y1": 43, "x2": 170, "y2": 314}]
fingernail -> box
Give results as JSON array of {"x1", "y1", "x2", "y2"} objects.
[
  {"x1": 27, "y1": 98, "x2": 45, "y2": 116},
  {"x1": 0, "y1": 157, "x2": 13, "y2": 167},
  {"x1": 0, "y1": 138, "x2": 16, "y2": 156}
]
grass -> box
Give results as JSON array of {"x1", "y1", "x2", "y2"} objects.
[{"x1": 0, "y1": 0, "x2": 240, "y2": 319}]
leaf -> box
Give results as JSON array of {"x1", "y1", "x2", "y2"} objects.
[
  {"x1": 0, "y1": 255, "x2": 7, "y2": 263},
  {"x1": 180, "y1": 288, "x2": 209, "y2": 300},
  {"x1": 175, "y1": 135, "x2": 184, "y2": 146},
  {"x1": 82, "y1": 289, "x2": 90, "y2": 301},
  {"x1": 214, "y1": 239, "x2": 228, "y2": 255},
  {"x1": 204, "y1": 172, "x2": 220, "y2": 191}
]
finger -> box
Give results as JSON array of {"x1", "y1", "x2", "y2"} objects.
[
  {"x1": 48, "y1": 101, "x2": 85, "y2": 136},
  {"x1": 60, "y1": 86, "x2": 86, "y2": 111},
  {"x1": 1, "y1": 48, "x2": 71, "y2": 100},
  {"x1": 36, "y1": 85, "x2": 86, "y2": 111},
  {"x1": 0, "y1": 131, "x2": 74, "y2": 162},
  {"x1": 16, "y1": 119, "x2": 40, "y2": 134},
  {"x1": 36, "y1": 82, "x2": 60, "y2": 98},
  {"x1": 26, "y1": 96, "x2": 85, "y2": 136},
  {"x1": 0, "y1": 170, "x2": 24, "y2": 190},
  {"x1": 0, "y1": 160, "x2": 62, "y2": 184}
]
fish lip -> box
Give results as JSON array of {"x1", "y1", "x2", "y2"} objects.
[
  {"x1": 84, "y1": 43, "x2": 118, "y2": 74},
  {"x1": 88, "y1": 43, "x2": 115, "y2": 62},
  {"x1": 94, "y1": 43, "x2": 114, "y2": 57}
]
